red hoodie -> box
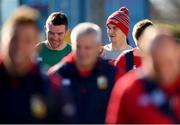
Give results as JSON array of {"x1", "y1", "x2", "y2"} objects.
[
  {"x1": 106, "y1": 69, "x2": 180, "y2": 124},
  {"x1": 114, "y1": 48, "x2": 142, "y2": 79}
]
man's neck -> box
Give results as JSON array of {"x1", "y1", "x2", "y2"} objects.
[
  {"x1": 46, "y1": 41, "x2": 67, "y2": 51},
  {"x1": 134, "y1": 47, "x2": 143, "y2": 57},
  {"x1": 4, "y1": 58, "x2": 33, "y2": 76},
  {"x1": 111, "y1": 39, "x2": 129, "y2": 51},
  {"x1": 76, "y1": 60, "x2": 97, "y2": 72},
  {"x1": 76, "y1": 64, "x2": 94, "y2": 72}
]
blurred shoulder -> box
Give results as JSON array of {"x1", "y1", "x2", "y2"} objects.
[
  {"x1": 36, "y1": 40, "x2": 47, "y2": 48},
  {"x1": 103, "y1": 43, "x2": 112, "y2": 51}
]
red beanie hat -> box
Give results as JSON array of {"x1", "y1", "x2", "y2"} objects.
[{"x1": 106, "y1": 6, "x2": 130, "y2": 37}]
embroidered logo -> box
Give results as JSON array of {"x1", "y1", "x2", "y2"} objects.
[
  {"x1": 30, "y1": 94, "x2": 47, "y2": 119},
  {"x1": 97, "y1": 76, "x2": 108, "y2": 90}
]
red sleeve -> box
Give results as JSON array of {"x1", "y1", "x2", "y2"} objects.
[
  {"x1": 114, "y1": 52, "x2": 126, "y2": 68},
  {"x1": 61, "y1": 52, "x2": 74, "y2": 64},
  {"x1": 49, "y1": 72, "x2": 62, "y2": 91},
  {"x1": 106, "y1": 71, "x2": 174, "y2": 124},
  {"x1": 106, "y1": 71, "x2": 138, "y2": 124},
  {"x1": 105, "y1": 78, "x2": 127, "y2": 124},
  {"x1": 133, "y1": 51, "x2": 142, "y2": 68},
  {"x1": 48, "y1": 63, "x2": 61, "y2": 75},
  {"x1": 122, "y1": 81, "x2": 174, "y2": 124},
  {"x1": 48, "y1": 53, "x2": 75, "y2": 75},
  {"x1": 114, "y1": 54, "x2": 127, "y2": 80}
]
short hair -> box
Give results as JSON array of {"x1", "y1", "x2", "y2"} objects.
[
  {"x1": 46, "y1": 12, "x2": 68, "y2": 29},
  {"x1": 1, "y1": 6, "x2": 39, "y2": 54},
  {"x1": 70, "y1": 22, "x2": 102, "y2": 45},
  {"x1": 132, "y1": 19, "x2": 153, "y2": 46}
]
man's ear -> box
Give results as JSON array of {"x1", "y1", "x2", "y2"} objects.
[
  {"x1": 65, "y1": 28, "x2": 69, "y2": 34},
  {"x1": 98, "y1": 41, "x2": 103, "y2": 47},
  {"x1": 98, "y1": 42, "x2": 104, "y2": 55}
]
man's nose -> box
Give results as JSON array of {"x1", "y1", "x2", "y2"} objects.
[
  {"x1": 78, "y1": 47, "x2": 86, "y2": 55},
  {"x1": 109, "y1": 29, "x2": 114, "y2": 35},
  {"x1": 53, "y1": 34, "x2": 59, "y2": 40}
]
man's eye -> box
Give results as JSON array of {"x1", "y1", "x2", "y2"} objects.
[
  {"x1": 58, "y1": 33, "x2": 63, "y2": 35},
  {"x1": 49, "y1": 31, "x2": 53, "y2": 35},
  {"x1": 113, "y1": 27, "x2": 117, "y2": 30}
]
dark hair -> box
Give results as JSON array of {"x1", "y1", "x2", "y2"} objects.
[
  {"x1": 46, "y1": 12, "x2": 68, "y2": 29},
  {"x1": 132, "y1": 19, "x2": 153, "y2": 45}
]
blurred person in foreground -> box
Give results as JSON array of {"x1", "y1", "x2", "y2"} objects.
[
  {"x1": 0, "y1": 6, "x2": 76, "y2": 123},
  {"x1": 36, "y1": 12, "x2": 71, "y2": 71},
  {"x1": 106, "y1": 34, "x2": 180, "y2": 124},
  {"x1": 114, "y1": 19, "x2": 156, "y2": 78},
  {"x1": 101, "y1": 6, "x2": 132, "y2": 62},
  {"x1": 48, "y1": 22, "x2": 116, "y2": 123},
  {"x1": 177, "y1": 38, "x2": 180, "y2": 64},
  {"x1": 176, "y1": 38, "x2": 180, "y2": 76}
]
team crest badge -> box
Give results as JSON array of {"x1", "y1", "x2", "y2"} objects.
[
  {"x1": 97, "y1": 76, "x2": 108, "y2": 90},
  {"x1": 62, "y1": 78, "x2": 71, "y2": 86},
  {"x1": 30, "y1": 94, "x2": 48, "y2": 119}
]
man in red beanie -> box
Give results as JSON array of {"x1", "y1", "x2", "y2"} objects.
[{"x1": 101, "y1": 7, "x2": 132, "y2": 62}]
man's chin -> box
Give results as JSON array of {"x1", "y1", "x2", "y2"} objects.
[
  {"x1": 77, "y1": 60, "x2": 97, "y2": 70},
  {"x1": 109, "y1": 38, "x2": 116, "y2": 43},
  {"x1": 11, "y1": 56, "x2": 28, "y2": 66},
  {"x1": 12, "y1": 60, "x2": 25, "y2": 67},
  {"x1": 51, "y1": 44, "x2": 61, "y2": 49}
]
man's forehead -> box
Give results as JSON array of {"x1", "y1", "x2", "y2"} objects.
[
  {"x1": 76, "y1": 34, "x2": 98, "y2": 44},
  {"x1": 47, "y1": 23, "x2": 66, "y2": 31},
  {"x1": 107, "y1": 23, "x2": 116, "y2": 28}
]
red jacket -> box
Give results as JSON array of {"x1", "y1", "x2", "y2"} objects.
[
  {"x1": 114, "y1": 48, "x2": 142, "y2": 79},
  {"x1": 106, "y1": 69, "x2": 180, "y2": 124}
]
